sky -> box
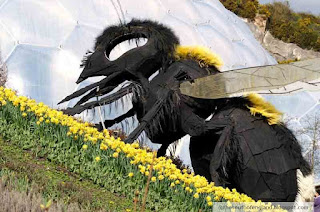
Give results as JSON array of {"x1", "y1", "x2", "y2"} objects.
[{"x1": 259, "y1": 0, "x2": 320, "y2": 15}]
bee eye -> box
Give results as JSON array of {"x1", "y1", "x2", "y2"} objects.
[{"x1": 107, "y1": 38, "x2": 148, "y2": 61}]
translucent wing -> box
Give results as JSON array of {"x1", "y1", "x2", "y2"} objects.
[{"x1": 180, "y1": 58, "x2": 320, "y2": 99}]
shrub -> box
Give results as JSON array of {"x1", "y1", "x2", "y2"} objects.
[
  {"x1": 266, "y1": 2, "x2": 320, "y2": 51},
  {"x1": 220, "y1": 0, "x2": 259, "y2": 20},
  {"x1": 258, "y1": 4, "x2": 271, "y2": 18},
  {"x1": 220, "y1": 0, "x2": 320, "y2": 52}
]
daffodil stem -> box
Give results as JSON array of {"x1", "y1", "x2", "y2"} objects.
[{"x1": 141, "y1": 152, "x2": 156, "y2": 212}]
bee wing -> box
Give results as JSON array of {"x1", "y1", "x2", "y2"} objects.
[{"x1": 180, "y1": 58, "x2": 320, "y2": 99}]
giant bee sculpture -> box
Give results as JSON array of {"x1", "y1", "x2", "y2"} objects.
[{"x1": 60, "y1": 19, "x2": 318, "y2": 202}]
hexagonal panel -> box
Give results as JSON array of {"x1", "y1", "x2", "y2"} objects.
[
  {"x1": 309, "y1": 91, "x2": 320, "y2": 102},
  {"x1": 0, "y1": 0, "x2": 6, "y2": 7},
  {"x1": 5, "y1": 44, "x2": 81, "y2": 107},
  {"x1": 263, "y1": 91, "x2": 317, "y2": 118},
  {"x1": 0, "y1": 22, "x2": 16, "y2": 61},
  {"x1": 118, "y1": 0, "x2": 166, "y2": 21},
  {"x1": 159, "y1": 0, "x2": 203, "y2": 24},
  {"x1": 161, "y1": 14, "x2": 204, "y2": 45},
  {"x1": 196, "y1": 24, "x2": 238, "y2": 70},
  {"x1": 62, "y1": 24, "x2": 102, "y2": 60},
  {"x1": 58, "y1": 0, "x2": 118, "y2": 28},
  {"x1": 193, "y1": 1, "x2": 240, "y2": 38},
  {"x1": 300, "y1": 104, "x2": 320, "y2": 137},
  {"x1": 0, "y1": 0, "x2": 75, "y2": 47}
]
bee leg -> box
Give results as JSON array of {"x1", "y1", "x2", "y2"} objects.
[
  {"x1": 157, "y1": 143, "x2": 169, "y2": 157},
  {"x1": 209, "y1": 125, "x2": 233, "y2": 187},
  {"x1": 75, "y1": 71, "x2": 130, "y2": 106},
  {"x1": 63, "y1": 84, "x2": 134, "y2": 116},
  {"x1": 124, "y1": 98, "x2": 166, "y2": 144},
  {"x1": 95, "y1": 108, "x2": 136, "y2": 130}
]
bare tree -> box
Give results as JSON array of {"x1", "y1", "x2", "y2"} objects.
[{"x1": 296, "y1": 113, "x2": 320, "y2": 177}]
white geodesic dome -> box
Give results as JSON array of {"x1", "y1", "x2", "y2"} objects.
[{"x1": 0, "y1": 0, "x2": 276, "y2": 108}]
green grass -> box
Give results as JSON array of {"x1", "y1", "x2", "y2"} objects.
[
  {"x1": 0, "y1": 137, "x2": 135, "y2": 212},
  {"x1": 0, "y1": 98, "x2": 208, "y2": 212}
]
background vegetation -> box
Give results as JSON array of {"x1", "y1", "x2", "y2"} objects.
[
  {"x1": 219, "y1": 0, "x2": 320, "y2": 52},
  {"x1": 0, "y1": 139, "x2": 133, "y2": 212}
]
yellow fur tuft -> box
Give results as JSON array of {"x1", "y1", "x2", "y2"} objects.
[
  {"x1": 246, "y1": 93, "x2": 283, "y2": 125},
  {"x1": 174, "y1": 45, "x2": 223, "y2": 69}
]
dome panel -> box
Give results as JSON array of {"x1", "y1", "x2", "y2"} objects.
[
  {"x1": 159, "y1": 0, "x2": 202, "y2": 24},
  {"x1": 62, "y1": 24, "x2": 103, "y2": 60},
  {"x1": 118, "y1": 0, "x2": 165, "y2": 21},
  {"x1": 263, "y1": 91, "x2": 317, "y2": 118},
  {"x1": 0, "y1": 0, "x2": 75, "y2": 47},
  {"x1": 196, "y1": 24, "x2": 236, "y2": 70},
  {"x1": 58, "y1": 0, "x2": 119, "y2": 28},
  {"x1": 192, "y1": 2, "x2": 239, "y2": 39},
  {"x1": 161, "y1": 15, "x2": 204, "y2": 46},
  {"x1": 300, "y1": 104, "x2": 320, "y2": 133},
  {"x1": 296, "y1": 134, "x2": 313, "y2": 154},
  {"x1": 308, "y1": 91, "x2": 320, "y2": 102},
  {"x1": 5, "y1": 45, "x2": 81, "y2": 107},
  {"x1": 285, "y1": 119, "x2": 303, "y2": 133},
  {"x1": 0, "y1": 0, "x2": 6, "y2": 7},
  {"x1": 0, "y1": 23, "x2": 16, "y2": 61}
]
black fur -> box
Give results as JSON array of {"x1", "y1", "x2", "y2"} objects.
[{"x1": 91, "y1": 19, "x2": 179, "y2": 68}]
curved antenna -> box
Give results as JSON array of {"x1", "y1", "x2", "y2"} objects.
[
  {"x1": 110, "y1": 0, "x2": 123, "y2": 25},
  {"x1": 116, "y1": 0, "x2": 126, "y2": 25}
]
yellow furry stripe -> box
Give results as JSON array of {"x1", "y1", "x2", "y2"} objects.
[
  {"x1": 246, "y1": 93, "x2": 282, "y2": 125},
  {"x1": 174, "y1": 45, "x2": 223, "y2": 69}
]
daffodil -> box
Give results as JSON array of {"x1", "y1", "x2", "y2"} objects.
[
  {"x1": 0, "y1": 87, "x2": 275, "y2": 210},
  {"x1": 100, "y1": 143, "x2": 108, "y2": 150}
]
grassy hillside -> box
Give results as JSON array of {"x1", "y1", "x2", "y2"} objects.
[
  {"x1": 220, "y1": 0, "x2": 320, "y2": 52},
  {"x1": 0, "y1": 138, "x2": 134, "y2": 212},
  {"x1": 0, "y1": 87, "x2": 287, "y2": 211}
]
